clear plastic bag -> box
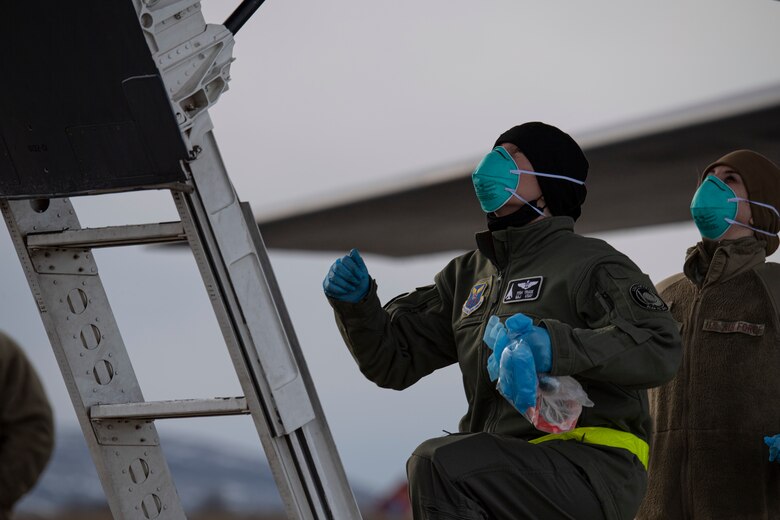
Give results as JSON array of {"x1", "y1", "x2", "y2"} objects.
[
  {"x1": 523, "y1": 373, "x2": 594, "y2": 434},
  {"x1": 499, "y1": 338, "x2": 594, "y2": 434}
]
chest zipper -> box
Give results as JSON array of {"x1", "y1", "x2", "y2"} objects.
[
  {"x1": 681, "y1": 288, "x2": 704, "y2": 520},
  {"x1": 482, "y1": 270, "x2": 506, "y2": 432}
]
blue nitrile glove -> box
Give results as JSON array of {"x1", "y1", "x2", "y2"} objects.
[
  {"x1": 765, "y1": 434, "x2": 780, "y2": 462},
  {"x1": 505, "y1": 313, "x2": 553, "y2": 373},
  {"x1": 484, "y1": 315, "x2": 510, "y2": 381},
  {"x1": 322, "y1": 249, "x2": 370, "y2": 303},
  {"x1": 497, "y1": 339, "x2": 538, "y2": 412}
]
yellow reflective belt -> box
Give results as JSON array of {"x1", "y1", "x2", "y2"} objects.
[{"x1": 529, "y1": 426, "x2": 649, "y2": 470}]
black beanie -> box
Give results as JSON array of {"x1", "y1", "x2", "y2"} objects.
[{"x1": 495, "y1": 122, "x2": 589, "y2": 221}]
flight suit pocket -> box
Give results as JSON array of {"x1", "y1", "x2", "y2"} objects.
[
  {"x1": 386, "y1": 285, "x2": 438, "y2": 311},
  {"x1": 603, "y1": 264, "x2": 668, "y2": 317},
  {"x1": 597, "y1": 264, "x2": 664, "y2": 344},
  {"x1": 385, "y1": 285, "x2": 443, "y2": 325},
  {"x1": 603, "y1": 264, "x2": 628, "y2": 280}
]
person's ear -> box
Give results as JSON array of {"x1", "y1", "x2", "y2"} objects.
[{"x1": 538, "y1": 197, "x2": 552, "y2": 216}]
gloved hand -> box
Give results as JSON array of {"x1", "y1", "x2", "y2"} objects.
[
  {"x1": 484, "y1": 315, "x2": 538, "y2": 411},
  {"x1": 496, "y1": 338, "x2": 538, "y2": 412},
  {"x1": 322, "y1": 249, "x2": 370, "y2": 303},
  {"x1": 484, "y1": 315, "x2": 510, "y2": 381},
  {"x1": 505, "y1": 313, "x2": 552, "y2": 373},
  {"x1": 765, "y1": 434, "x2": 780, "y2": 462}
]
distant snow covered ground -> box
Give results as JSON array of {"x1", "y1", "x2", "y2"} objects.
[{"x1": 17, "y1": 429, "x2": 376, "y2": 515}]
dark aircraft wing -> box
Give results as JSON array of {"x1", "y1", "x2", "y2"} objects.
[{"x1": 256, "y1": 84, "x2": 780, "y2": 257}]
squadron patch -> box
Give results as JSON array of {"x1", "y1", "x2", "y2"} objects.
[
  {"x1": 503, "y1": 276, "x2": 543, "y2": 303},
  {"x1": 462, "y1": 280, "x2": 489, "y2": 316},
  {"x1": 629, "y1": 283, "x2": 668, "y2": 311}
]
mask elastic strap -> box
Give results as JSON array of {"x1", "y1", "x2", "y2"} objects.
[
  {"x1": 724, "y1": 197, "x2": 780, "y2": 236},
  {"x1": 724, "y1": 218, "x2": 778, "y2": 237},
  {"x1": 504, "y1": 189, "x2": 545, "y2": 217},
  {"x1": 727, "y1": 197, "x2": 780, "y2": 218},
  {"x1": 510, "y1": 169, "x2": 586, "y2": 186}
]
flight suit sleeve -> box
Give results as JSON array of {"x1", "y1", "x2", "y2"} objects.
[
  {"x1": 0, "y1": 335, "x2": 55, "y2": 511},
  {"x1": 540, "y1": 259, "x2": 682, "y2": 388},
  {"x1": 328, "y1": 273, "x2": 457, "y2": 391}
]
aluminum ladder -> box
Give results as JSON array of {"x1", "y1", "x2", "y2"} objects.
[{"x1": 0, "y1": 1, "x2": 362, "y2": 519}]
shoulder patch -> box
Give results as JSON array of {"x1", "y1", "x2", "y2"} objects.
[
  {"x1": 462, "y1": 279, "x2": 489, "y2": 316},
  {"x1": 504, "y1": 276, "x2": 543, "y2": 303},
  {"x1": 629, "y1": 283, "x2": 668, "y2": 311}
]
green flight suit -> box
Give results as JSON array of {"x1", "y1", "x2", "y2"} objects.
[{"x1": 329, "y1": 217, "x2": 682, "y2": 519}]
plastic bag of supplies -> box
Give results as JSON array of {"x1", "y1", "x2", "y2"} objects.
[
  {"x1": 495, "y1": 337, "x2": 594, "y2": 434},
  {"x1": 524, "y1": 372, "x2": 594, "y2": 433}
]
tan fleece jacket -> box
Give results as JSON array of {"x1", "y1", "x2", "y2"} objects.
[
  {"x1": 0, "y1": 332, "x2": 54, "y2": 519},
  {"x1": 638, "y1": 237, "x2": 780, "y2": 519}
]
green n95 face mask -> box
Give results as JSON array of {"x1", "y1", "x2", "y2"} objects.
[
  {"x1": 471, "y1": 147, "x2": 522, "y2": 213},
  {"x1": 691, "y1": 174, "x2": 780, "y2": 239},
  {"x1": 690, "y1": 175, "x2": 739, "y2": 239},
  {"x1": 471, "y1": 147, "x2": 586, "y2": 214}
]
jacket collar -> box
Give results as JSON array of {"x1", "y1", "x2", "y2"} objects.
[
  {"x1": 683, "y1": 236, "x2": 766, "y2": 288},
  {"x1": 475, "y1": 216, "x2": 575, "y2": 270}
]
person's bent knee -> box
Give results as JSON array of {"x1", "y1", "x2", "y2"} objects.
[
  {"x1": 411, "y1": 436, "x2": 448, "y2": 460},
  {"x1": 407, "y1": 438, "x2": 438, "y2": 484}
]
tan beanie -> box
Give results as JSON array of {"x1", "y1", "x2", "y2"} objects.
[{"x1": 703, "y1": 150, "x2": 780, "y2": 255}]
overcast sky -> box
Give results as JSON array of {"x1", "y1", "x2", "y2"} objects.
[{"x1": 2, "y1": 0, "x2": 780, "y2": 497}]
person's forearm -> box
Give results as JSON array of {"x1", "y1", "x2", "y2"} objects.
[
  {"x1": 330, "y1": 282, "x2": 457, "y2": 389},
  {"x1": 544, "y1": 316, "x2": 682, "y2": 388}
]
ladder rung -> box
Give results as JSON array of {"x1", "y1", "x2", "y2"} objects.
[
  {"x1": 90, "y1": 397, "x2": 249, "y2": 420},
  {"x1": 26, "y1": 222, "x2": 187, "y2": 249}
]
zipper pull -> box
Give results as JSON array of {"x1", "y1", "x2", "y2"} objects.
[{"x1": 491, "y1": 273, "x2": 503, "y2": 304}]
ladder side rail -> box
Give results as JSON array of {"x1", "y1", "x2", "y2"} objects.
[
  {"x1": 240, "y1": 202, "x2": 365, "y2": 517},
  {"x1": 137, "y1": 2, "x2": 362, "y2": 517},
  {"x1": 1, "y1": 198, "x2": 187, "y2": 520},
  {"x1": 182, "y1": 181, "x2": 334, "y2": 520},
  {"x1": 172, "y1": 190, "x2": 320, "y2": 519},
  {"x1": 187, "y1": 132, "x2": 317, "y2": 435},
  {"x1": 179, "y1": 132, "x2": 362, "y2": 519}
]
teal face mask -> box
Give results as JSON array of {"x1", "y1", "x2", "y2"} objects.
[
  {"x1": 471, "y1": 147, "x2": 585, "y2": 213},
  {"x1": 690, "y1": 175, "x2": 780, "y2": 239},
  {"x1": 471, "y1": 147, "x2": 522, "y2": 213},
  {"x1": 690, "y1": 175, "x2": 738, "y2": 239}
]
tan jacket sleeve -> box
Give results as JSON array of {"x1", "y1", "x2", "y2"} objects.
[{"x1": 0, "y1": 333, "x2": 55, "y2": 511}]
